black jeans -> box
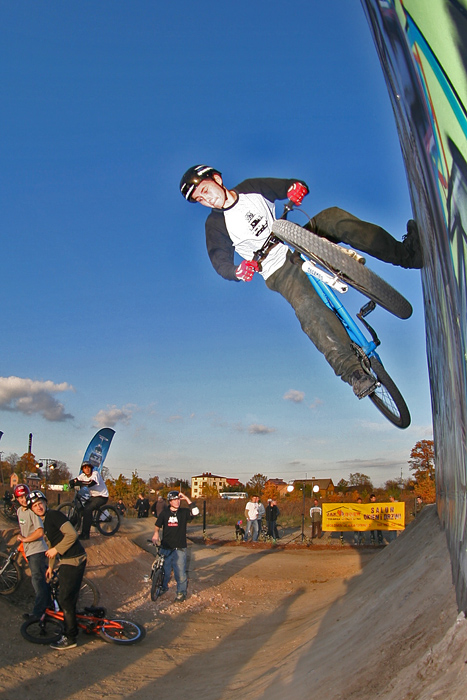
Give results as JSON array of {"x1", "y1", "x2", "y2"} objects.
[
  {"x1": 266, "y1": 252, "x2": 361, "y2": 383},
  {"x1": 58, "y1": 559, "x2": 86, "y2": 639},
  {"x1": 309, "y1": 207, "x2": 413, "y2": 267},
  {"x1": 81, "y1": 496, "x2": 108, "y2": 536}
]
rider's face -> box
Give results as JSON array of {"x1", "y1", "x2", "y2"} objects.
[{"x1": 192, "y1": 174, "x2": 226, "y2": 209}]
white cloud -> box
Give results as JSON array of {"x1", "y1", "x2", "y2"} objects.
[
  {"x1": 0, "y1": 376, "x2": 74, "y2": 422},
  {"x1": 93, "y1": 404, "x2": 134, "y2": 428},
  {"x1": 248, "y1": 423, "x2": 276, "y2": 435},
  {"x1": 283, "y1": 389, "x2": 305, "y2": 403}
]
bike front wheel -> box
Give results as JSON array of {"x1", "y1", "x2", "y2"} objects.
[
  {"x1": 78, "y1": 576, "x2": 100, "y2": 609},
  {"x1": 21, "y1": 616, "x2": 64, "y2": 644},
  {"x1": 150, "y1": 567, "x2": 165, "y2": 601},
  {"x1": 368, "y1": 357, "x2": 411, "y2": 429},
  {"x1": 95, "y1": 505, "x2": 121, "y2": 536},
  {"x1": 0, "y1": 553, "x2": 21, "y2": 595},
  {"x1": 98, "y1": 619, "x2": 146, "y2": 644},
  {"x1": 273, "y1": 220, "x2": 413, "y2": 320},
  {"x1": 3, "y1": 504, "x2": 18, "y2": 523}
]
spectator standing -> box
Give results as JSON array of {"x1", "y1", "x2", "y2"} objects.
[
  {"x1": 115, "y1": 499, "x2": 126, "y2": 517},
  {"x1": 353, "y1": 496, "x2": 364, "y2": 545},
  {"x1": 309, "y1": 498, "x2": 323, "y2": 539},
  {"x1": 14, "y1": 484, "x2": 51, "y2": 620},
  {"x1": 266, "y1": 499, "x2": 280, "y2": 540},
  {"x1": 135, "y1": 493, "x2": 150, "y2": 518},
  {"x1": 257, "y1": 499, "x2": 266, "y2": 535},
  {"x1": 244, "y1": 495, "x2": 260, "y2": 542},
  {"x1": 151, "y1": 495, "x2": 167, "y2": 518},
  {"x1": 369, "y1": 494, "x2": 383, "y2": 545},
  {"x1": 151, "y1": 491, "x2": 199, "y2": 603}
]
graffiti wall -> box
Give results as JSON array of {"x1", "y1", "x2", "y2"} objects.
[{"x1": 361, "y1": 0, "x2": 467, "y2": 610}]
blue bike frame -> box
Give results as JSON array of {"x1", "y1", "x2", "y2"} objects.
[{"x1": 300, "y1": 253, "x2": 382, "y2": 364}]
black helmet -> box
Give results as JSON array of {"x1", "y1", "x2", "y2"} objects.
[
  {"x1": 180, "y1": 165, "x2": 221, "y2": 202},
  {"x1": 26, "y1": 490, "x2": 47, "y2": 507},
  {"x1": 167, "y1": 490, "x2": 181, "y2": 501}
]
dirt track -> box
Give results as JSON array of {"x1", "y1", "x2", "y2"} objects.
[{"x1": 1, "y1": 506, "x2": 466, "y2": 699}]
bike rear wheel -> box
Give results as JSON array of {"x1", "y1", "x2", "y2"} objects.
[
  {"x1": 98, "y1": 619, "x2": 146, "y2": 644},
  {"x1": 78, "y1": 576, "x2": 100, "y2": 609},
  {"x1": 272, "y1": 220, "x2": 413, "y2": 320},
  {"x1": 367, "y1": 357, "x2": 411, "y2": 429},
  {"x1": 95, "y1": 504, "x2": 121, "y2": 536},
  {"x1": 21, "y1": 616, "x2": 64, "y2": 644},
  {"x1": 0, "y1": 553, "x2": 21, "y2": 595},
  {"x1": 150, "y1": 566, "x2": 165, "y2": 601}
]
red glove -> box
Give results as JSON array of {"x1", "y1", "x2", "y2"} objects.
[
  {"x1": 287, "y1": 182, "x2": 309, "y2": 206},
  {"x1": 236, "y1": 260, "x2": 259, "y2": 281}
]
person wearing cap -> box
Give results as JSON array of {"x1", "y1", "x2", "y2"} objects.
[
  {"x1": 69, "y1": 461, "x2": 109, "y2": 540},
  {"x1": 151, "y1": 491, "x2": 199, "y2": 603},
  {"x1": 28, "y1": 490, "x2": 86, "y2": 650},
  {"x1": 14, "y1": 483, "x2": 51, "y2": 620},
  {"x1": 179, "y1": 165, "x2": 422, "y2": 400}
]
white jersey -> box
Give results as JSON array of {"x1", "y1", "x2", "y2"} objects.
[
  {"x1": 77, "y1": 468, "x2": 109, "y2": 497},
  {"x1": 223, "y1": 192, "x2": 288, "y2": 279}
]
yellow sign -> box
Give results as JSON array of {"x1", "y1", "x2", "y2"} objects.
[{"x1": 322, "y1": 502, "x2": 405, "y2": 532}]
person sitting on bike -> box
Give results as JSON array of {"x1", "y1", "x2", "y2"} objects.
[
  {"x1": 69, "y1": 461, "x2": 109, "y2": 540},
  {"x1": 28, "y1": 489, "x2": 87, "y2": 650},
  {"x1": 14, "y1": 483, "x2": 52, "y2": 620},
  {"x1": 180, "y1": 165, "x2": 422, "y2": 399},
  {"x1": 151, "y1": 490, "x2": 200, "y2": 603}
]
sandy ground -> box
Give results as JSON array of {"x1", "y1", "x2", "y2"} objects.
[{"x1": 1, "y1": 505, "x2": 466, "y2": 700}]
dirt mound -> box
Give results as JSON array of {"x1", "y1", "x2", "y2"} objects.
[{"x1": 0, "y1": 507, "x2": 465, "y2": 699}]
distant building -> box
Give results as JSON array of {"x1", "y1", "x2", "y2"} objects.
[
  {"x1": 191, "y1": 472, "x2": 231, "y2": 498},
  {"x1": 265, "y1": 478, "x2": 290, "y2": 496}
]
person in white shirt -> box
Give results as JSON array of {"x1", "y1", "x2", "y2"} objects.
[
  {"x1": 244, "y1": 495, "x2": 260, "y2": 542},
  {"x1": 69, "y1": 461, "x2": 109, "y2": 540}
]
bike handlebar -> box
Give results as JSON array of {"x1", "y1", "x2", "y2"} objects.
[{"x1": 252, "y1": 200, "x2": 295, "y2": 267}]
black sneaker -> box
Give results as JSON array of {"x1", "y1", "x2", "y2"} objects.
[
  {"x1": 401, "y1": 220, "x2": 423, "y2": 268},
  {"x1": 50, "y1": 635, "x2": 77, "y2": 650},
  {"x1": 22, "y1": 613, "x2": 37, "y2": 621},
  {"x1": 351, "y1": 370, "x2": 377, "y2": 399},
  {"x1": 174, "y1": 593, "x2": 186, "y2": 603}
]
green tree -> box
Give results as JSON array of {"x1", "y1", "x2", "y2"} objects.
[{"x1": 348, "y1": 473, "x2": 373, "y2": 490}]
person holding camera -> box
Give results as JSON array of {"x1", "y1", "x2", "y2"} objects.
[{"x1": 151, "y1": 491, "x2": 199, "y2": 603}]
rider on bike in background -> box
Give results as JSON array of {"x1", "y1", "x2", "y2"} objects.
[
  {"x1": 28, "y1": 489, "x2": 87, "y2": 650},
  {"x1": 180, "y1": 165, "x2": 422, "y2": 399},
  {"x1": 69, "y1": 461, "x2": 109, "y2": 541}
]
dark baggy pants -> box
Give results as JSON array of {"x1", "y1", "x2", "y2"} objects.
[
  {"x1": 266, "y1": 252, "x2": 361, "y2": 384},
  {"x1": 309, "y1": 207, "x2": 415, "y2": 268}
]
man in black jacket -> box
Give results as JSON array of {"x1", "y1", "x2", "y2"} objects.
[
  {"x1": 180, "y1": 165, "x2": 421, "y2": 399},
  {"x1": 28, "y1": 490, "x2": 86, "y2": 650}
]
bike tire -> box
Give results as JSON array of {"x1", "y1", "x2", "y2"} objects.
[
  {"x1": 96, "y1": 504, "x2": 121, "y2": 536},
  {"x1": 98, "y1": 619, "x2": 146, "y2": 645},
  {"x1": 21, "y1": 616, "x2": 64, "y2": 644},
  {"x1": 78, "y1": 576, "x2": 100, "y2": 609},
  {"x1": 150, "y1": 567, "x2": 165, "y2": 601},
  {"x1": 368, "y1": 357, "x2": 411, "y2": 429},
  {"x1": 0, "y1": 553, "x2": 21, "y2": 595},
  {"x1": 272, "y1": 219, "x2": 413, "y2": 320},
  {"x1": 57, "y1": 502, "x2": 81, "y2": 528}
]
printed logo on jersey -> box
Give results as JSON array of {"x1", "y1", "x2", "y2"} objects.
[
  {"x1": 168, "y1": 514, "x2": 179, "y2": 527},
  {"x1": 244, "y1": 211, "x2": 269, "y2": 237}
]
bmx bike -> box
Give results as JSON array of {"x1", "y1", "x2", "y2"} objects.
[
  {"x1": 56, "y1": 487, "x2": 121, "y2": 536},
  {"x1": 146, "y1": 541, "x2": 167, "y2": 601},
  {"x1": 254, "y1": 202, "x2": 411, "y2": 428},
  {"x1": 21, "y1": 570, "x2": 143, "y2": 645}
]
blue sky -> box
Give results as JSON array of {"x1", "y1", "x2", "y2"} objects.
[{"x1": 0, "y1": 1, "x2": 432, "y2": 488}]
